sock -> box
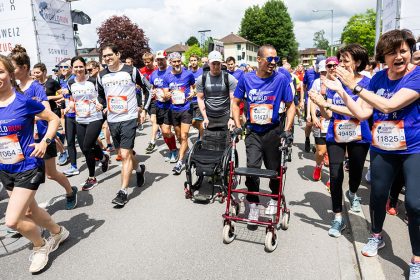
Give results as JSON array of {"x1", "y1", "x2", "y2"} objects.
[
  {"x1": 163, "y1": 137, "x2": 171, "y2": 149},
  {"x1": 177, "y1": 160, "x2": 183, "y2": 165},
  {"x1": 71, "y1": 164, "x2": 77, "y2": 169},
  {"x1": 168, "y1": 136, "x2": 177, "y2": 150},
  {"x1": 136, "y1": 163, "x2": 143, "y2": 172},
  {"x1": 150, "y1": 140, "x2": 155, "y2": 145},
  {"x1": 349, "y1": 191, "x2": 355, "y2": 198},
  {"x1": 334, "y1": 215, "x2": 343, "y2": 222},
  {"x1": 372, "y1": 233, "x2": 382, "y2": 238},
  {"x1": 120, "y1": 188, "x2": 128, "y2": 194}
]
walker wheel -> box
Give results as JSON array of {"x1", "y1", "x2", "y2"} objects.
[
  {"x1": 264, "y1": 231, "x2": 278, "y2": 252},
  {"x1": 280, "y1": 211, "x2": 290, "y2": 230},
  {"x1": 222, "y1": 224, "x2": 235, "y2": 244}
]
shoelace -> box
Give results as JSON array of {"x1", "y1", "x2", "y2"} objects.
[
  {"x1": 410, "y1": 262, "x2": 420, "y2": 278},
  {"x1": 331, "y1": 220, "x2": 342, "y2": 230},
  {"x1": 365, "y1": 237, "x2": 381, "y2": 250},
  {"x1": 28, "y1": 243, "x2": 50, "y2": 261}
]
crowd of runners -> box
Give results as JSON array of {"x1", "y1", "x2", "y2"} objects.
[{"x1": 0, "y1": 28, "x2": 419, "y2": 278}]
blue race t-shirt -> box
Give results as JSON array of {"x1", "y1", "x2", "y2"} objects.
[
  {"x1": 60, "y1": 75, "x2": 76, "y2": 118},
  {"x1": 326, "y1": 76, "x2": 372, "y2": 143},
  {"x1": 150, "y1": 68, "x2": 171, "y2": 109},
  {"x1": 0, "y1": 92, "x2": 45, "y2": 173},
  {"x1": 163, "y1": 69, "x2": 195, "y2": 112},
  {"x1": 303, "y1": 69, "x2": 319, "y2": 102},
  {"x1": 23, "y1": 80, "x2": 49, "y2": 141},
  {"x1": 234, "y1": 71, "x2": 293, "y2": 133},
  {"x1": 278, "y1": 67, "x2": 292, "y2": 83},
  {"x1": 190, "y1": 68, "x2": 203, "y2": 103},
  {"x1": 227, "y1": 69, "x2": 244, "y2": 81},
  {"x1": 367, "y1": 66, "x2": 420, "y2": 154}
]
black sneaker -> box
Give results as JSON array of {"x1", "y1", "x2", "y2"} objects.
[
  {"x1": 145, "y1": 142, "x2": 156, "y2": 154},
  {"x1": 112, "y1": 190, "x2": 128, "y2": 206},
  {"x1": 136, "y1": 164, "x2": 146, "y2": 187},
  {"x1": 82, "y1": 178, "x2": 98, "y2": 191},
  {"x1": 304, "y1": 139, "x2": 310, "y2": 152},
  {"x1": 65, "y1": 186, "x2": 78, "y2": 210},
  {"x1": 101, "y1": 153, "x2": 110, "y2": 173}
]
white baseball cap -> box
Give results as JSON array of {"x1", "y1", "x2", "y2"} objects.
[
  {"x1": 208, "y1": 51, "x2": 223, "y2": 63},
  {"x1": 318, "y1": 60, "x2": 326, "y2": 72}
]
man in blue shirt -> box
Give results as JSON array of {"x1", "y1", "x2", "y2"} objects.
[{"x1": 232, "y1": 44, "x2": 295, "y2": 223}]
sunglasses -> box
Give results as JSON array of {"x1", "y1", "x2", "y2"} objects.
[
  {"x1": 326, "y1": 64, "x2": 337, "y2": 69},
  {"x1": 59, "y1": 65, "x2": 69, "y2": 69},
  {"x1": 262, "y1": 56, "x2": 280, "y2": 63},
  {"x1": 86, "y1": 68, "x2": 93, "y2": 72}
]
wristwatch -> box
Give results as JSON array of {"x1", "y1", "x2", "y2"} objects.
[
  {"x1": 353, "y1": 85, "x2": 363, "y2": 95},
  {"x1": 44, "y1": 138, "x2": 52, "y2": 145},
  {"x1": 325, "y1": 104, "x2": 331, "y2": 111}
]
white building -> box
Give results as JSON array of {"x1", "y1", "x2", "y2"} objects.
[{"x1": 219, "y1": 33, "x2": 258, "y2": 67}]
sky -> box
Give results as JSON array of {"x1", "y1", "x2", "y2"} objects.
[{"x1": 70, "y1": 0, "x2": 376, "y2": 52}]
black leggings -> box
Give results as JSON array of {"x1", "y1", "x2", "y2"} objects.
[
  {"x1": 327, "y1": 142, "x2": 370, "y2": 213},
  {"x1": 65, "y1": 116, "x2": 77, "y2": 166},
  {"x1": 370, "y1": 151, "x2": 420, "y2": 256},
  {"x1": 76, "y1": 120, "x2": 104, "y2": 177}
]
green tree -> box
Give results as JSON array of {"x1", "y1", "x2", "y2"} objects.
[
  {"x1": 184, "y1": 44, "x2": 203, "y2": 66},
  {"x1": 341, "y1": 9, "x2": 376, "y2": 56},
  {"x1": 313, "y1": 30, "x2": 329, "y2": 51},
  {"x1": 239, "y1": 0, "x2": 298, "y2": 64},
  {"x1": 186, "y1": 36, "x2": 199, "y2": 46}
]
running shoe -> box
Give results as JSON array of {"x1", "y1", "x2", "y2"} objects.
[
  {"x1": 328, "y1": 217, "x2": 346, "y2": 237},
  {"x1": 136, "y1": 164, "x2": 146, "y2": 187},
  {"x1": 101, "y1": 153, "x2": 110, "y2": 173},
  {"x1": 170, "y1": 150, "x2": 178, "y2": 163},
  {"x1": 386, "y1": 199, "x2": 398, "y2": 216},
  {"x1": 63, "y1": 166, "x2": 80, "y2": 177},
  {"x1": 409, "y1": 261, "x2": 420, "y2": 280},
  {"x1": 66, "y1": 186, "x2": 78, "y2": 210},
  {"x1": 156, "y1": 130, "x2": 162, "y2": 139},
  {"x1": 112, "y1": 190, "x2": 128, "y2": 206},
  {"x1": 344, "y1": 159, "x2": 349, "y2": 172},
  {"x1": 145, "y1": 142, "x2": 156, "y2": 154},
  {"x1": 313, "y1": 165, "x2": 322, "y2": 181},
  {"x1": 57, "y1": 151, "x2": 69, "y2": 166},
  {"x1": 361, "y1": 234, "x2": 385, "y2": 257},
  {"x1": 247, "y1": 203, "x2": 259, "y2": 224},
  {"x1": 365, "y1": 168, "x2": 371, "y2": 183},
  {"x1": 346, "y1": 191, "x2": 362, "y2": 212},
  {"x1": 137, "y1": 123, "x2": 144, "y2": 131},
  {"x1": 29, "y1": 238, "x2": 53, "y2": 273},
  {"x1": 173, "y1": 161, "x2": 184, "y2": 175},
  {"x1": 81, "y1": 178, "x2": 98, "y2": 191},
  {"x1": 304, "y1": 139, "x2": 310, "y2": 152},
  {"x1": 264, "y1": 199, "x2": 277, "y2": 215},
  {"x1": 48, "y1": 226, "x2": 69, "y2": 252}
]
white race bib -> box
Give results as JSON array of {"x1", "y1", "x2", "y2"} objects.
[
  {"x1": 75, "y1": 100, "x2": 91, "y2": 118},
  {"x1": 0, "y1": 134, "x2": 25, "y2": 164},
  {"x1": 108, "y1": 95, "x2": 128, "y2": 114},
  {"x1": 321, "y1": 119, "x2": 330, "y2": 134},
  {"x1": 250, "y1": 104, "x2": 273, "y2": 125},
  {"x1": 171, "y1": 90, "x2": 185, "y2": 105},
  {"x1": 372, "y1": 120, "x2": 407, "y2": 151},
  {"x1": 334, "y1": 119, "x2": 362, "y2": 143}
]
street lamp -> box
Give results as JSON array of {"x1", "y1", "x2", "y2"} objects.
[{"x1": 313, "y1": 9, "x2": 334, "y2": 56}]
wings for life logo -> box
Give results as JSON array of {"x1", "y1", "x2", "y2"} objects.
[
  {"x1": 38, "y1": 1, "x2": 69, "y2": 25},
  {"x1": 248, "y1": 89, "x2": 274, "y2": 103}
]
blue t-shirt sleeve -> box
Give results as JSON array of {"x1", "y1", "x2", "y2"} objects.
[
  {"x1": 35, "y1": 84, "x2": 48, "y2": 102},
  {"x1": 233, "y1": 74, "x2": 246, "y2": 99},
  {"x1": 404, "y1": 71, "x2": 420, "y2": 93},
  {"x1": 283, "y1": 82, "x2": 293, "y2": 103},
  {"x1": 26, "y1": 98, "x2": 45, "y2": 115}
]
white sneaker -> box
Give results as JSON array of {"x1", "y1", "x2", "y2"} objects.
[
  {"x1": 29, "y1": 238, "x2": 52, "y2": 273},
  {"x1": 48, "y1": 226, "x2": 69, "y2": 252},
  {"x1": 265, "y1": 199, "x2": 277, "y2": 215},
  {"x1": 247, "y1": 203, "x2": 259, "y2": 224}
]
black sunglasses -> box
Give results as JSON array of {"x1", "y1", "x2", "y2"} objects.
[
  {"x1": 326, "y1": 64, "x2": 337, "y2": 69},
  {"x1": 86, "y1": 68, "x2": 93, "y2": 72}
]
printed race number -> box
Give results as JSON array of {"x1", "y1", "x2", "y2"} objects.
[
  {"x1": 0, "y1": 134, "x2": 25, "y2": 164},
  {"x1": 334, "y1": 119, "x2": 362, "y2": 143},
  {"x1": 108, "y1": 95, "x2": 128, "y2": 114},
  {"x1": 171, "y1": 90, "x2": 185, "y2": 105},
  {"x1": 250, "y1": 104, "x2": 273, "y2": 125},
  {"x1": 372, "y1": 120, "x2": 407, "y2": 151},
  {"x1": 75, "y1": 100, "x2": 91, "y2": 118}
]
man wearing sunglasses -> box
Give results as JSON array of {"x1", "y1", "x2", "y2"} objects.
[{"x1": 232, "y1": 44, "x2": 295, "y2": 223}]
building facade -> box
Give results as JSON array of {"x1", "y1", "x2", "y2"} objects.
[
  {"x1": 219, "y1": 33, "x2": 258, "y2": 67},
  {"x1": 298, "y1": 48, "x2": 327, "y2": 68}
]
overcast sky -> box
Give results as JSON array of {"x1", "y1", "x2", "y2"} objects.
[{"x1": 71, "y1": 0, "x2": 375, "y2": 52}]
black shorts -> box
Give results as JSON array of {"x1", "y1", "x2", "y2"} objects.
[
  {"x1": 314, "y1": 136, "x2": 326, "y2": 145},
  {"x1": 148, "y1": 100, "x2": 157, "y2": 116},
  {"x1": 191, "y1": 102, "x2": 203, "y2": 121},
  {"x1": 44, "y1": 143, "x2": 58, "y2": 160},
  {"x1": 156, "y1": 106, "x2": 172, "y2": 126},
  {"x1": 53, "y1": 108, "x2": 62, "y2": 118},
  {"x1": 293, "y1": 95, "x2": 300, "y2": 106},
  {"x1": 170, "y1": 109, "x2": 192, "y2": 126},
  {"x1": 0, "y1": 165, "x2": 45, "y2": 191},
  {"x1": 108, "y1": 118, "x2": 137, "y2": 149}
]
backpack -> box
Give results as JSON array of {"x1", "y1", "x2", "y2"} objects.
[{"x1": 201, "y1": 64, "x2": 229, "y2": 96}]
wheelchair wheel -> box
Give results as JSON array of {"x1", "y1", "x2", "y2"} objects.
[
  {"x1": 222, "y1": 146, "x2": 238, "y2": 188},
  {"x1": 186, "y1": 162, "x2": 203, "y2": 190}
]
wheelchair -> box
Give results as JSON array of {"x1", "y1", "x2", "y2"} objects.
[{"x1": 184, "y1": 129, "x2": 238, "y2": 203}]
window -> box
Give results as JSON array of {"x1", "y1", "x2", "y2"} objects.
[
  {"x1": 237, "y1": 44, "x2": 241, "y2": 50},
  {"x1": 237, "y1": 55, "x2": 242, "y2": 61}
]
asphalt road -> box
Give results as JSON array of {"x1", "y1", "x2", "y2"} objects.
[{"x1": 0, "y1": 119, "x2": 411, "y2": 279}]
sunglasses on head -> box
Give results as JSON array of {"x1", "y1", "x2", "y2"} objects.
[
  {"x1": 60, "y1": 65, "x2": 69, "y2": 69},
  {"x1": 326, "y1": 64, "x2": 337, "y2": 69},
  {"x1": 263, "y1": 56, "x2": 280, "y2": 63}
]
